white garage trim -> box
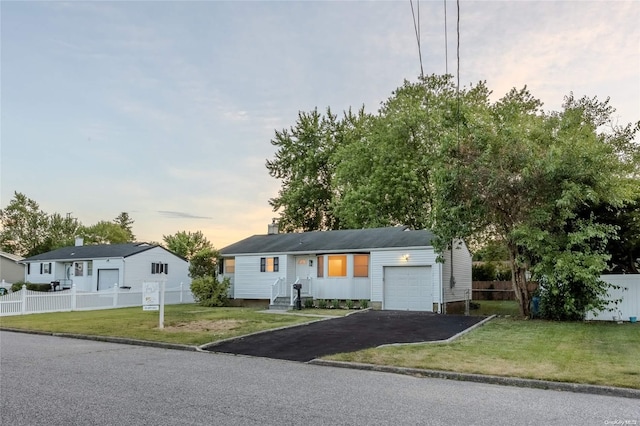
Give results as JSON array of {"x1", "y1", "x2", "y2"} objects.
[{"x1": 383, "y1": 266, "x2": 433, "y2": 311}]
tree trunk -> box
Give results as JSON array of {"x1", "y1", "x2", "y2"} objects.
[{"x1": 508, "y1": 244, "x2": 531, "y2": 317}]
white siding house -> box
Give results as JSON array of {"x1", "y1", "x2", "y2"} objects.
[
  {"x1": 220, "y1": 226, "x2": 472, "y2": 313},
  {"x1": 21, "y1": 241, "x2": 190, "y2": 292},
  {"x1": 0, "y1": 251, "x2": 25, "y2": 286}
]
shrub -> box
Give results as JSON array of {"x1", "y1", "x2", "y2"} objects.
[
  {"x1": 345, "y1": 299, "x2": 354, "y2": 309},
  {"x1": 472, "y1": 263, "x2": 496, "y2": 281},
  {"x1": 359, "y1": 299, "x2": 369, "y2": 309},
  {"x1": 317, "y1": 299, "x2": 328, "y2": 309},
  {"x1": 331, "y1": 299, "x2": 340, "y2": 309},
  {"x1": 304, "y1": 298, "x2": 314, "y2": 309},
  {"x1": 190, "y1": 276, "x2": 230, "y2": 307},
  {"x1": 11, "y1": 282, "x2": 51, "y2": 292}
]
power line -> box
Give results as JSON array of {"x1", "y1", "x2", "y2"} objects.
[{"x1": 410, "y1": 0, "x2": 424, "y2": 78}]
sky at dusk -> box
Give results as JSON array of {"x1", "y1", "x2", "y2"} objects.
[{"x1": 1, "y1": 1, "x2": 638, "y2": 249}]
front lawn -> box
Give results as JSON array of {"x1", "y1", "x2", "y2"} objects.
[
  {"x1": 0, "y1": 304, "x2": 319, "y2": 346},
  {"x1": 324, "y1": 318, "x2": 640, "y2": 389}
]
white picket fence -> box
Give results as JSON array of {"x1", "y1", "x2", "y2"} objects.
[
  {"x1": 0, "y1": 283, "x2": 195, "y2": 317},
  {"x1": 586, "y1": 275, "x2": 640, "y2": 321}
]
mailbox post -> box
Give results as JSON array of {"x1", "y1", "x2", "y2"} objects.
[{"x1": 293, "y1": 283, "x2": 302, "y2": 310}]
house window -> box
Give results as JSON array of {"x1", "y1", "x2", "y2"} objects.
[
  {"x1": 87, "y1": 261, "x2": 93, "y2": 276},
  {"x1": 328, "y1": 255, "x2": 347, "y2": 277},
  {"x1": 151, "y1": 263, "x2": 169, "y2": 274},
  {"x1": 41, "y1": 263, "x2": 51, "y2": 274},
  {"x1": 260, "y1": 257, "x2": 279, "y2": 272},
  {"x1": 317, "y1": 256, "x2": 324, "y2": 278},
  {"x1": 224, "y1": 258, "x2": 235, "y2": 274},
  {"x1": 74, "y1": 262, "x2": 84, "y2": 276},
  {"x1": 354, "y1": 255, "x2": 369, "y2": 277}
]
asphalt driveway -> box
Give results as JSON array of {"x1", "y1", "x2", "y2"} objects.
[{"x1": 203, "y1": 310, "x2": 488, "y2": 362}]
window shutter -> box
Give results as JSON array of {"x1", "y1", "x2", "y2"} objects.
[
  {"x1": 164, "y1": 264, "x2": 168, "y2": 274},
  {"x1": 218, "y1": 261, "x2": 224, "y2": 275},
  {"x1": 49, "y1": 263, "x2": 52, "y2": 274},
  {"x1": 151, "y1": 263, "x2": 156, "y2": 274},
  {"x1": 260, "y1": 257, "x2": 266, "y2": 272},
  {"x1": 40, "y1": 263, "x2": 43, "y2": 274}
]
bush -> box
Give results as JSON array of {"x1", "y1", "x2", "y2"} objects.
[
  {"x1": 317, "y1": 299, "x2": 328, "y2": 309},
  {"x1": 359, "y1": 299, "x2": 369, "y2": 309},
  {"x1": 331, "y1": 299, "x2": 340, "y2": 309},
  {"x1": 345, "y1": 299, "x2": 354, "y2": 309},
  {"x1": 472, "y1": 263, "x2": 496, "y2": 281},
  {"x1": 304, "y1": 298, "x2": 314, "y2": 309},
  {"x1": 190, "y1": 276, "x2": 230, "y2": 307},
  {"x1": 11, "y1": 282, "x2": 52, "y2": 292}
]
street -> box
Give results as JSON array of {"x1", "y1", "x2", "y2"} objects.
[{"x1": 0, "y1": 331, "x2": 637, "y2": 426}]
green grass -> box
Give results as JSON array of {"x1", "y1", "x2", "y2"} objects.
[
  {"x1": 470, "y1": 300, "x2": 521, "y2": 317},
  {"x1": 0, "y1": 304, "x2": 318, "y2": 346},
  {"x1": 324, "y1": 318, "x2": 640, "y2": 389}
]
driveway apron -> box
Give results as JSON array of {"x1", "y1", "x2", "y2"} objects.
[{"x1": 204, "y1": 310, "x2": 487, "y2": 362}]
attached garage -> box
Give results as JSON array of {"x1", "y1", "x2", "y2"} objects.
[
  {"x1": 383, "y1": 266, "x2": 433, "y2": 311},
  {"x1": 97, "y1": 269, "x2": 119, "y2": 291}
]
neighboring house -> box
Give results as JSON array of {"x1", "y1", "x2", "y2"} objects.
[
  {"x1": 0, "y1": 251, "x2": 25, "y2": 285},
  {"x1": 20, "y1": 239, "x2": 190, "y2": 292},
  {"x1": 219, "y1": 225, "x2": 472, "y2": 312}
]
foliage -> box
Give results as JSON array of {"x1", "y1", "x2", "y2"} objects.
[
  {"x1": 472, "y1": 240, "x2": 510, "y2": 262},
  {"x1": 188, "y1": 248, "x2": 220, "y2": 279},
  {"x1": 304, "y1": 298, "x2": 314, "y2": 309},
  {"x1": 113, "y1": 212, "x2": 135, "y2": 242},
  {"x1": 331, "y1": 299, "x2": 340, "y2": 309},
  {"x1": 45, "y1": 213, "x2": 82, "y2": 251},
  {"x1": 317, "y1": 299, "x2": 328, "y2": 309},
  {"x1": 0, "y1": 192, "x2": 50, "y2": 256},
  {"x1": 80, "y1": 221, "x2": 131, "y2": 245},
  {"x1": 190, "y1": 276, "x2": 230, "y2": 307},
  {"x1": 472, "y1": 263, "x2": 497, "y2": 281},
  {"x1": 266, "y1": 108, "x2": 347, "y2": 232},
  {"x1": 10, "y1": 281, "x2": 51, "y2": 292},
  {"x1": 345, "y1": 299, "x2": 354, "y2": 309},
  {"x1": 359, "y1": 299, "x2": 369, "y2": 309},
  {"x1": 163, "y1": 230, "x2": 213, "y2": 261},
  {"x1": 432, "y1": 87, "x2": 639, "y2": 317}
]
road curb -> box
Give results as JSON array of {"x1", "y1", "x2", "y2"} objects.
[{"x1": 307, "y1": 359, "x2": 640, "y2": 400}]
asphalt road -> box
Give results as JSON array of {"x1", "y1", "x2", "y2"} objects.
[{"x1": 1, "y1": 331, "x2": 638, "y2": 426}]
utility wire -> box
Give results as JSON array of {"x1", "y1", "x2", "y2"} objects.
[
  {"x1": 444, "y1": 0, "x2": 448, "y2": 75},
  {"x1": 410, "y1": 0, "x2": 424, "y2": 78}
]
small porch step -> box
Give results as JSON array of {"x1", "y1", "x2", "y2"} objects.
[{"x1": 269, "y1": 296, "x2": 292, "y2": 310}]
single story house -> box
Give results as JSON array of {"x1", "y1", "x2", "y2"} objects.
[
  {"x1": 20, "y1": 238, "x2": 190, "y2": 292},
  {"x1": 1, "y1": 251, "x2": 25, "y2": 286},
  {"x1": 219, "y1": 225, "x2": 472, "y2": 312}
]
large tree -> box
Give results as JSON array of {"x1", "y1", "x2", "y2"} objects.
[
  {"x1": 432, "y1": 88, "x2": 639, "y2": 317},
  {"x1": 0, "y1": 192, "x2": 50, "y2": 256},
  {"x1": 162, "y1": 230, "x2": 213, "y2": 261},
  {"x1": 80, "y1": 221, "x2": 131, "y2": 245},
  {"x1": 113, "y1": 212, "x2": 135, "y2": 242},
  {"x1": 266, "y1": 108, "x2": 345, "y2": 232}
]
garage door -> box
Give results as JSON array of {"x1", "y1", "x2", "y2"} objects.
[
  {"x1": 383, "y1": 266, "x2": 432, "y2": 311},
  {"x1": 97, "y1": 269, "x2": 119, "y2": 291}
]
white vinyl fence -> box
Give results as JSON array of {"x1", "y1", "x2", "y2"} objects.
[
  {"x1": 0, "y1": 283, "x2": 195, "y2": 317},
  {"x1": 586, "y1": 275, "x2": 640, "y2": 321}
]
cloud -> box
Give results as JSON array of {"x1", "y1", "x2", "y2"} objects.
[{"x1": 157, "y1": 211, "x2": 213, "y2": 220}]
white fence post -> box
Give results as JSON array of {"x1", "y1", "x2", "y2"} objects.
[
  {"x1": 21, "y1": 284, "x2": 27, "y2": 315},
  {"x1": 71, "y1": 284, "x2": 77, "y2": 311},
  {"x1": 113, "y1": 283, "x2": 118, "y2": 307}
]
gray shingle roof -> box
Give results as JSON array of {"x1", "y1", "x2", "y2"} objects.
[
  {"x1": 220, "y1": 226, "x2": 436, "y2": 255},
  {"x1": 22, "y1": 243, "x2": 156, "y2": 262}
]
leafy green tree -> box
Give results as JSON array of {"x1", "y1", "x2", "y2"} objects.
[
  {"x1": 44, "y1": 213, "x2": 82, "y2": 251},
  {"x1": 113, "y1": 212, "x2": 135, "y2": 242},
  {"x1": 80, "y1": 221, "x2": 131, "y2": 245},
  {"x1": 189, "y1": 247, "x2": 220, "y2": 278},
  {"x1": 0, "y1": 192, "x2": 49, "y2": 256},
  {"x1": 432, "y1": 88, "x2": 639, "y2": 317},
  {"x1": 162, "y1": 230, "x2": 212, "y2": 261},
  {"x1": 266, "y1": 107, "x2": 345, "y2": 232}
]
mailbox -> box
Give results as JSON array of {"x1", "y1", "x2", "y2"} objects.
[
  {"x1": 293, "y1": 283, "x2": 302, "y2": 290},
  {"x1": 293, "y1": 283, "x2": 302, "y2": 310}
]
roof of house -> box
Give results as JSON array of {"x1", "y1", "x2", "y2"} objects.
[
  {"x1": 220, "y1": 226, "x2": 437, "y2": 255},
  {"x1": 22, "y1": 243, "x2": 158, "y2": 262},
  {"x1": 0, "y1": 251, "x2": 24, "y2": 262}
]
